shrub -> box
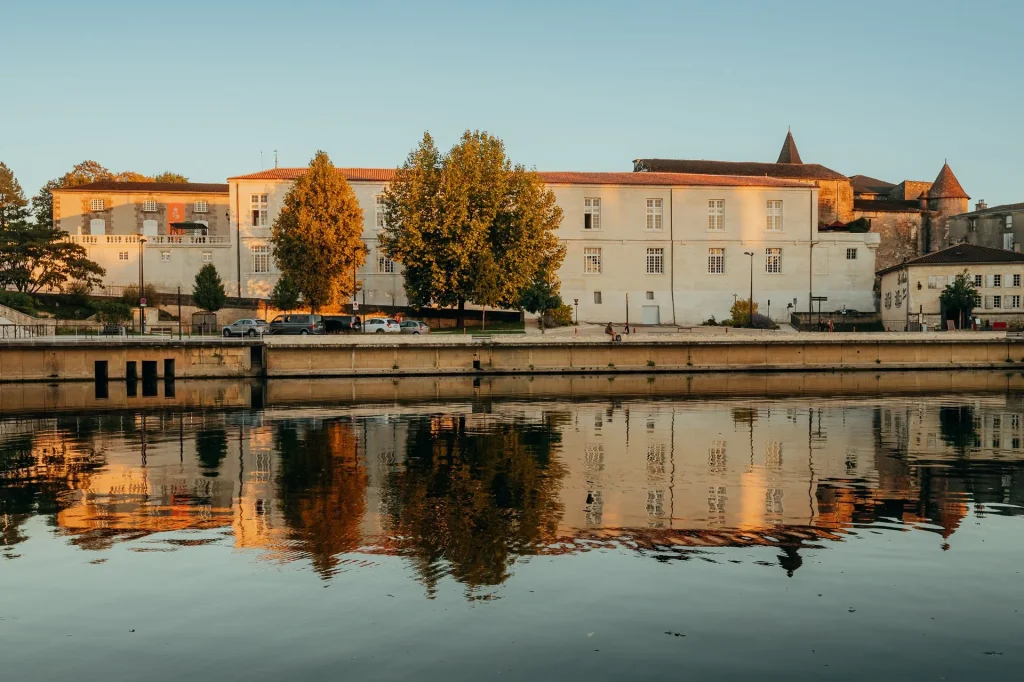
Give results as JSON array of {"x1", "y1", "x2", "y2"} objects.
[
  {"x1": 702, "y1": 316, "x2": 718, "y2": 326},
  {"x1": 544, "y1": 303, "x2": 573, "y2": 327},
  {"x1": 96, "y1": 300, "x2": 132, "y2": 324},
  {"x1": 0, "y1": 291, "x2": 39, "y2": 315},
  {"x1": 751, "y1": 313, "x2": 777, "y2": 330},
  {"x1": 121, "y1": 284, "x2": 158, "y2": 306},
  {"x1": 730, "y1": 300, "x2": 759, "y2": 325}
]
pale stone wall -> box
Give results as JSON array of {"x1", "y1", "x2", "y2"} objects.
[{"x1": 947, "y1": 207, "x2": 1024, "y2": 252}]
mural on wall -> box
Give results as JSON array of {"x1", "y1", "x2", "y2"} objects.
[{"x1": 168, "y1": 203, "x2": 186, "y2": 235}]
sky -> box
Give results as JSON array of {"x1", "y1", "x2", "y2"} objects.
[{"x1": 3, "y1": 0, "x2": 1022, "y2": 205}]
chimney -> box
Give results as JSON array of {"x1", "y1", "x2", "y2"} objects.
[{"x1": 976, "y1": 200, "x2": 987, "y2": 211}]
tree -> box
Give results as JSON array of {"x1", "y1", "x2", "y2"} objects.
[
  {"x1": 517, "y1": 263, "x2": 564, "y2": 330},
  {"x1": 95, "y1": 300, "x2": 132, "y2": 325},
  {"x1": 270, "y1": 274, "x2": 301, "y2": 311},
  {"x1": 0, "y1": 221, "x2": 105, "y2": 293},
  {"x1": 121, "y1": 283, "x2": 158, "y2": 306},
  {"x1": 152, "y1": 172, "x2": 189, "y2": 183},
  {"x1": 192, "y1": 263, "x2": 226, "y2": 312},
  {"x1": 940, "y1": 270, "x2": 977, "y2": 329},
  {"x1": 271, "y1": 151, "x2": 365, "y2": 311},
  {"x1": 730, "y1": 299, "x2": 758, "y2": 326},
  {"x1": 0, "y1": 162, "x2": 30, "y2": 229},
  {"x1": 379, "y1": 131, "x2": 565, "y2": 328}
]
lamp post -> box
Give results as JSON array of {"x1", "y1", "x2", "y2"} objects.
[
  {"x1": 138, "y1": 237, "x2": 148, "y2": 334},
  {"x1": 573, "y1": 298, "x2": 579, "y2": 325},
  {"x1": 743, "y1": 251, "x2": 755, "y2": 327}
]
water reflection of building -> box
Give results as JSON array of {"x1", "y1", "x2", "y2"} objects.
[{"x1": 4, "y1": 391, "x2": 1024, "y2": 589}]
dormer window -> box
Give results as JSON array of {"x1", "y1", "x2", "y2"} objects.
[
  {"x1": 142, "y1": 200, "x2": 158, "y2": 212},
  {"x1": 89, "y1": 199, "x2": 105, "y2": 211}
]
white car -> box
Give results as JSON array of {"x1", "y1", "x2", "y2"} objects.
[{"x1": 363, "y1": 318, "x2": 401, "y2": 334}]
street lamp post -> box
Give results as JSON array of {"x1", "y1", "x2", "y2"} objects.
[
  {"x1": 139, "y1": 237, "x2": 148, "y2": 334},
  {"x1": 573, "y1": 298, "x2": 579, "y2": 325},
  {"x1": 743, "y1": 251, "x2": 755, "y2": 328}
]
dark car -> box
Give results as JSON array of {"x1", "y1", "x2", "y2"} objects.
[
  {"x1": 323, "y1": 315, "x2": 362, "y2": 334},
  {"x1": 269, "y1": 314, "x2": 325, "y2": 335}
]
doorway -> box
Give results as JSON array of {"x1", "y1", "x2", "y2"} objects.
[{"x1": 641, "y1": 305, "x2": 660, "y2": 325}]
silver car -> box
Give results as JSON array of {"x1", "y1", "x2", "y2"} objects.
[
  {"x1": 400, "y1": 320, "x2": 430, "y2": 335},
  {"x1": 222, "y1": 318, "x2": 270, "y2": 337}
]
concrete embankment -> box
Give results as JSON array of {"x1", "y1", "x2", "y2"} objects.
[{"x1": 2, "y1": 332, "x2": 1023, "y2": 383}]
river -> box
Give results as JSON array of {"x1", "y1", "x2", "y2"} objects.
[{"x1": 2, "y1": 373, "x2": 1022, "y2": 680}]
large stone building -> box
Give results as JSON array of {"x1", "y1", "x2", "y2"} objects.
[
  {"x1": 227, "y1": 167, "x2": 879, "y2": 325},
  {"x1": 946, "y1": 201, "x2": 1024, "y2": 253},
  {"x1": 52, "y1": 181, "x2": 234, "y2": 294}
]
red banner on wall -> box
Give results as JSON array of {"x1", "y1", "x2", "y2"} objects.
[{"x1": 167, "y1": 203, "x2": 186, "y2": 234}]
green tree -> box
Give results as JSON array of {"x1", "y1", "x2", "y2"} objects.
[
  {"x1": 518, "y1": 263, "x2": 564, "y2": 328},
  {"x1": 0, "y1": 221, "x2": 105, "y2": 293},
  {"x1": 270, "y1": 274, "x2": 301, "y2": 311},
  {"x1": 121, "y1": 283, "x2": 158, "y2": 306},
  {"x1": 729, "y1": 299, "x2": 758, "y2": 326},
  {"x1": 152, "y1": 172, "x2": 189, "y2": 183},
  {"x1": 95, "y1": 300, "x2": 132, "y2": 325},
  {"x1": 379, "y1": 131, "x2": 565, "y2": 328},
  {"x1": 271, "y1": 151, "x2": 366, "y2": 311},
  {"x1": 940, "y1": 270, "x2": 977, "y2": 329},
  {"x1": 0, "y1": 162, "x2": 30, "y2": 229},
  {"x1": 192, "y1": 263, "x2": 226, "y2": 312}
]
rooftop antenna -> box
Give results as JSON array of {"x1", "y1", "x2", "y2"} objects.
[
  {"x1": 274, "y1": 150, "x2": 279, "y2": 169},
  {"x1": 260, "y1": 151, "x2": 264, "y2": 170}
]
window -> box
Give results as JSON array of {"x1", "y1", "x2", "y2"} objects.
[
  {"x1": 646, "y1": 291, "x2": 654, "y2": 300},
  {"x1": 1005, "y1": 233, "x2": 1015, "y2": 251},
  {"x1": 646, "y1": 198, "x2": 663, "y2": 230},
  {"x1": 160, "y1": 250, "x2": 171, "y2": 263},
  {"x1": 584, "y1": 198, "x2": 601, "y2": 230},
  {"x1": 846, "y1": 248, "x2": 857, "y2": 260},
  {"x1": 594, "y1": 291, "x2": 602, "y2": 304},
  {"x1": 202, "y1": 251, "x2": 213, "y2": 263},
  {"x1": 1008, "y1": 215, "x2": 1015, "y2": 230},
  {"x1": 194, "y1": 200, "x2": 208, "y2": 213},
  {"x1": 708, "y1": 200, "x2": 724, "y2": 231},
  {"x1": 377, "y1": 254, "x2": 396, "y2": 274},
  {"x1": 375, "y1": 195, "x2": 385, "y2": 229},
  {"x1": 974, "y1": 295, "x2": 982, "y2": 308},
  {"x1": 251, "y1": 194, "x2": 268, "y2": 227},
  {"x1": 252, "y1": 245, "x2": 270, "y2": 273},
  {"x1": 1015, "y1": 274, "x2": 1022, "y2": 287},
  {"x1": 766, "y1": 200, "x2": 783, "y2": 231},
  {"x1": 89, "y1": 199, "x2": 105, "y2": 211},
  {"x1": 1011, "y1": 295, "x2": 1021, "y2": 309},
  {"x1": 584, "y1": 247, "x2": 602, "y2": 274},
  {"x1": 708, "y1": 248, "x2": 724, "y2": 274},
  {"x1": 646, "y1": 247, "x2": 664, "y2": 274},
  {"x1": 142, "y1": 200, "x2": 158, "y2": 212},
  {"x1": 89, "y1": 218, "x2": 105, "y2": 235},
  {"x1": 766, "y1": 248, "x2": 782, "y2": 274},
  {"x1": 142, "y1": 219, "x2": 158, "y2": 236},
  {"x1": 995, "y1": 274, "x2": 1003, "y2": 287},
  {"x1": 118, "y1": 251, "x2": 128, "y2": 261},
  {"x1": 974, "y1": 274, "x2": 983, "y2": 287},
  {"x1": 994, "y1": 295, "x2": 1003, "y2": 309}
]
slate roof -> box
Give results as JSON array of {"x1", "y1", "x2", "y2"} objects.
[
  {"x1": 877, "y1": 243, "x2": 1024, "y2": 276},
  {"x1": 632, "y1": 158, "x2": 848, "y2": 181},
  {"x1": 776, "y1": 131, "x2": 803, "y2": 164},
  {"x1": 849, "y1": 174, "x2": 895, "y2": 195},
  {"x1": 956, "y1": 201, "x2": 1024, "y2": 217},
  {"x1": 927, "y1": 163, "x2": 970, "y2": 199},
  {"x1": 854, "y1": 199, "x2": 922, "y2": 213},
  {"x1": 58, "y1": 181, "x2": 228, "y2": 194}
]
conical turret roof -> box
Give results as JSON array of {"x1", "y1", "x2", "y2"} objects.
[
  {"x1": 927, "y1": 162, "x2": 969, "y2": 199},
  {"x1": 776, "y1": 130, "x2": 803, "y2": 164}
]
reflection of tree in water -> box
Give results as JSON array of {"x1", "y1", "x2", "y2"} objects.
[
  {"x1": 939, "y1": 405, "x2": 978, "y2": 454},
  {"x1": 0, "y1": 430, "x2": 105, "y2": 551},
  {"x1": 382, "y1": 414, "x2": 566, "y2": 596},
  {"x1": 195, "y1": 429, "x2": 228, "y2": 477},
  {"x1": 274, "y1": 420, "x2": 366, "y2": 579}
]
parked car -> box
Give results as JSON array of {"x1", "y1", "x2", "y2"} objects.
[
  {"x1": 363, "y1": 318, "x2": 401, "y2": 334},
  {"x1": 400, "y1": 320, "x2": 430, "y2": 335},
  {"x1": 222, "y1": 318, "x2": 271, "y2": 337},
  {"x1": 323, "y1": 315, "x2": 362, "y2": 334},
  {"x1": 269, "y1": 314, "x2": 325, "y2": 335}
]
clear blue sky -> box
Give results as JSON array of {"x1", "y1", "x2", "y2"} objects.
[{"x1": 4, "y1": 0, "x2": 1022, "y2": 205}]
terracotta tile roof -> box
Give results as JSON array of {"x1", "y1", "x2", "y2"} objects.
[
  {"x1": 228, "y1": 168, "x2": 395, "y2": 181},
  {"x1": 57, "y1": 181, "x2": 228, "y2": 194},
  {"x1": 536, "y1": 171, "x2": 812, "y2": 188},
  {"x1": 633, "y1": 158, "x2": 848, "y2": 181},
  {"x1": 776, "y1": 131, "x2": 803, "y2": 164},
  {"x1": 876, "y1": 243, "x2": 1024, "y2": 276},
  {"x1": 927, "y1": 163, "x2": 970, "y2": 199},
  {"x1": 229, "y1": 167, "x2": 811, "y2": 188},
  {"x1": 854, "y1": 198, "x2": 922, "y2": 213},
  {"x1": 849, "y1": 174, "x2": 895, "y2": 195}
]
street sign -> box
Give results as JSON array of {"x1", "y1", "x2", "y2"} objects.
[
  {"x1": 140, "y1": 297, "x2": 147, "y2": 307},
  {"x1": 352, "y1": 301, "x2": 359, "y2": 311}
]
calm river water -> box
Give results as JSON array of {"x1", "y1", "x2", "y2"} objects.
[{"x1": 2, "y1": 373, "x2": 1023, "y2": 681}]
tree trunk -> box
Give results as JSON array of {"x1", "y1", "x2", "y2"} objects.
[{"x1": 457, "y1": 299, "x2": 465, "y2": 330}]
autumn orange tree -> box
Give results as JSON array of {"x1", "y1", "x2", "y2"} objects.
[
  {"x1": 271, "y1": 151, "x2": 365, "y2": 311},
  {"x1": 379, "y1": 131, "x2": 565, "y2": 327}
]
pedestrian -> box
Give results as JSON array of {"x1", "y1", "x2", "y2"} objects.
[
  {"x1": 624, "y1": 323, "x2": 631, "y2": 335},
  {"x1": 605, "y1": 322, "x2": 614, "y2": 342}
]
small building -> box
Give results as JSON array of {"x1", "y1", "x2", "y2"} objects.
[
  {"x1": 52, "y1": 181, "x2": 232, "y2": 295},
  {"x1": 877, "y1": 244, "x2": 1024, "y2": 331},
  {"x1": 946, "y1": 200, "x2": 1024, "y2": 253}
]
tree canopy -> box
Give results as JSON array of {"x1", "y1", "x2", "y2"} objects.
[
  {"x1": 270, "y1": 274, "x2": 301, "y2": 311},
  {"x1": 192, "y1": 263, "x2": 226, "y2": 312},
  {"x1": 939, "y1": 270, "x2": 977, "y2": 328},
  {"x1": 379, "y1": 131, "x2": 565, "y2": 326},
  {"x1": 0, "y1": 161, "x2": 30, "y2": 230},
  {"x1": 0, "y1": 221, "x2": 105, "y2": 293},
  {"x1": 271, "y1": 151, "x2": 366, "y2": 311}
]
